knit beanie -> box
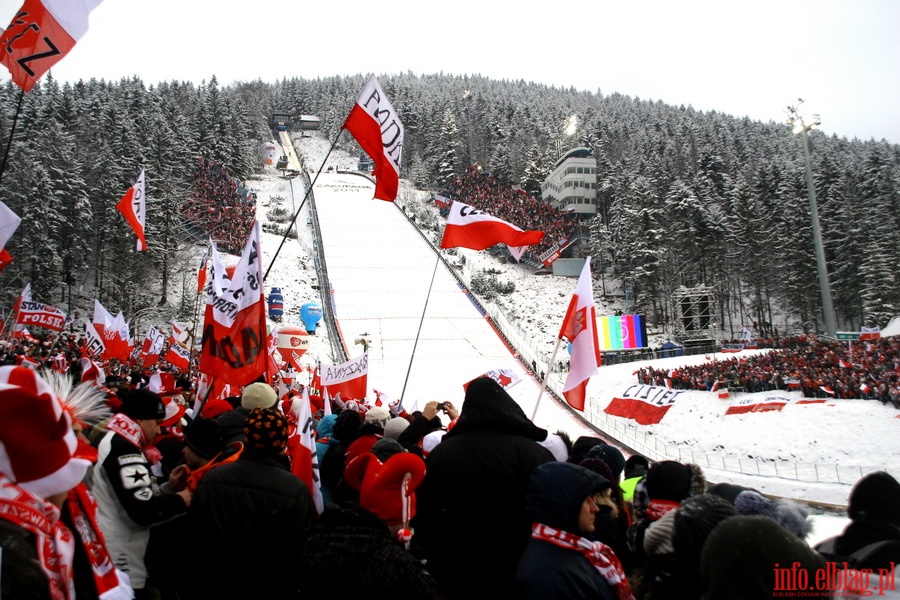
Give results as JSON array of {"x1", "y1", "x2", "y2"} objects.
[
  {"x1": 734, "y1": 490, "x2": 812, "y2": 540},
  {"x1": 184, "y1": 418, "x2": 224, "y2": 460},
  {"x1": 579, "y1": 457, "x2": 614, "y2": 484},
  {"x1": 241, "y1": 382, "x2": 278, "y2": 410},
  {"x1": 847, "y1": 471, "x2": 900, "y2": 526},
  {"x1": 118, "y1": 387, "x2": 166, "y2": 420},
  {"x1": 569, "y1": 436, "x2": 606, "y2": 464},
  {"x1": 646, "y1": 460, "x2": 706, "y2": 502},
  {"x1": 244, "y1": 408, "x2": 288, "y2": 455},
  {"x1": 584, "y1": 443, "x2": 626, "y2": 481},
  {"x1": 383, "y1": 417, "x2": 410, "y2": 440},
  {"x1": 364, "y1": 405, "x2": 390, "y2": 429},
  {"x1": 0, "y1": 366, "x2": 92, "y2": 498},
  {"x1": 672, "y1": 493, "x2": 738, "y2": 560},
  {"x1": 344, "y1": 452, "x2": 426, "y2": 526},
  {"x1": 370, "y1": 438, "x2": 405, "y2": 462}
]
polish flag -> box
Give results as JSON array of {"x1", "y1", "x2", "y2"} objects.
[
  {"x1": 342, "y1": 76, "x2": 404, "y2": 201},
  {"x1": 440, "y1": 201, "x2": 544, "y2": 260},
  {"x1": 140, "y1": 325, "x2": 165, "y2": 367},
  {"x1": 0, "y1": 248, "x2": 12, "y2": 274},
  {"x1": 558, "y1": 258, "x2": 602, "y2": 411},
  {"x1": 92, "y1": 299, "x2": 115, "y2": 339},
  {"x1": 198, "y1": 221, "x2": 269, "y2": 386},
  {"x1": 725, "y1": 396, "x2": 788, "y2": 415},
  {"x1": 116, "y1": 170, "x2": 147, "y2": 251},
  {"x1": 288, "y1": 385, "x2": 323, "y2": 513},
  {"x1": 164, "y1": 342, "x2": 190, "y2": 372},
  {"x1": 0, "y1": 0, "x2": 104, "y2": 92},
  {"x1": 860, "y1": 383, "x2": 871, "y2": 394},
  {"x1": 839, "y1": 359, "x2": 851, "y2": 369},
  {"x1": 0, "y1": 200, "x2": 21, "y2": 251},
  {"x1": 319, "y1": 352, "x2": 368, "y2": 400},
  {"x1": 80, "y1": 356, "x2": 105, "y2": 384},
  {"x1": 820, "y1": 386, "x2": 836, "y2": 396},
  {"x1": 605, "y1": 385, "x2": 682, "y2": 424}
]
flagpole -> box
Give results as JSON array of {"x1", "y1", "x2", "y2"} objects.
[
  {"x1": 263, "y1": 132, "x2": 342, "y2": 281},
  {"x1": 0, "y1": 89, "x2": 25, "y2": 188},
  {"x1": 531, "y1": 337, "x2": 564, "y2": 422},
  {"x1": 399, "y1": 251, "x2": 442, "y2": 407}
]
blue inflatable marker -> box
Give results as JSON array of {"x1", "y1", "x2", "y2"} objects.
[
  {"x1": 268, "y1": 287, "x2": 284, "y2": 320},
  {"x1": 300, "y1": 302, "x2": 322, "y2": 334}
]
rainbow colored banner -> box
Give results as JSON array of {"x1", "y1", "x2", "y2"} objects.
[{"x1": 598, "y1": 314, "x2": 647, "y2": 350}]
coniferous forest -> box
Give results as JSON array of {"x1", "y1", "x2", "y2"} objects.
[{"x1": 0, "y1": 73, "x2": 897, "y2": 337}]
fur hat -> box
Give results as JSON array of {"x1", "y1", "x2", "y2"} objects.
[
  {"x1": 184, "y1": 418, "x2": 224, "y2": 460},
  {"x1": 734, "y1": 490, "x2": 812, "y2": 540},
  {"x1": 344, "y1": 452, "x2": 426, "y2": 526},
  {"x1": 383, "y1": 416, "x2": 410, "y2": 440},
  {"x1": 119, "y1": 387, "x2": 166, "y2": 420},
  {"x1": 244, "y1": 408, "x2": 288, "y2": 454},
  {"x1": 645, "y1": 460, "x2": 706, "y2": 502},
  {"x1": 364, "y1": 405, "x2": 390, "y2": 429},
  {"x1": 848, "y1": 471, "x2": 900, "y2": 526},
  {"x1": 538, "y1": 432, "x2": 570, "y2": 462},
  {"x1": 0, "y1": 366, "x2": 92, "y2": 498},
  {"x1": 241, "y1": 382, "x2": 277, "y2": 410},
  {"x1": 584, "y1": 443, "x2": 626, "y2": 481}
]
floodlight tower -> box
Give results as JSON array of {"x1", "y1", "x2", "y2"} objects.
[{"x1": 786, "y1": 100, "x2": 837, "y2": 338}]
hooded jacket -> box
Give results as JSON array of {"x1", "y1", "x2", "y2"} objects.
[{"x1": 412, "y1": 377, "x2": 553, "y2": 599}]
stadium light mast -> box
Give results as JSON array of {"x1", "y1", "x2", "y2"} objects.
[{"x1": 786, "y1": 100, "x2": 837, "y2": 339}]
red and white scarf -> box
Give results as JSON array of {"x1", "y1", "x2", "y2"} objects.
[
  {"x1": 105, "y1": 412, "x2": 162, "y2": 464},
  {"x1": 65, "y1": 483, "x2": 132, "y2": 599},
  {"x1": 0, "y1": 474, "x2": 76, "y2": 600},
  {"x1": 645, "y1": 498, "x2": 680, "y2": 522},
  {"x1": 532, "y1": 522, "x2": 635, "y2": 600}
]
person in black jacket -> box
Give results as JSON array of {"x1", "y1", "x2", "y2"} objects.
[
  {"x1": 514, "y1": 461, "x2": 634, "y2": 600},
  {"x1": 180, "y1": 408, "x2": 317, "y2": 600},
  {"x1": 413, "y1": 377, "x2": 554, "y2": 599}
]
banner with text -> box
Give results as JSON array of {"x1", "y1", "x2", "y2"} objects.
[{"x1": 604, "y1": 383, "x2": 684, "y2": 425}]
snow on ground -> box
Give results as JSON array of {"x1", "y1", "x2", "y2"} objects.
[{"x1": 242, "y1": 130, "x2": 900, "y2": 542}]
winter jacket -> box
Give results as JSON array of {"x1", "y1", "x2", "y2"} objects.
[
  {"x1": 413, "y1": 377, "x2": 553, "y2": 599},
  {"x1": 300, "y1": 502, "x2": 439, "y2": 600},
  {"x1": 91, "y1": 427, "x2": 188, "y2": 589},
  {"x1": 180, "y1": 446, "x2": 318, "y2": 600},
  {"x1": 514, "y1": 461, "x2": 617, "y2": 600}
]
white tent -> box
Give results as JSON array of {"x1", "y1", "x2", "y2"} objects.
[{"x1": 881, "y1": 315, "x2": 900, "y2": 338}]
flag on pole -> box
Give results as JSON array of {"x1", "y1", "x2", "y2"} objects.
[
  {"x1": 440, "y1": 200, "x2": 544, "y2": 260},
  {"x1": 342, "y1": 76, "x2": 404, "y2": 201},
  {"x1": 0, "y1": 200, "x2": 21, "y2": 251},
  {"x1": 558, "y1": 257, "x2": 601, "y2": 411},
  {"x1": 198, "y1": 221, "x2": 269, "y2": 386},
  {"x1": 0, "y1": 0, "x2": 104, "y2": 92},
  {"x1": 289, "y1": 386, "x2": 323, "y2": 513},
  {"x1": 140, "y1": 325, "x2": 165, "y2": 367},
  {"x1": 319, "y1": 352, "x2": 368, "y2": 400},
  {"x1": 116, "y1": 169, "x2": 147, "y2": 251}
]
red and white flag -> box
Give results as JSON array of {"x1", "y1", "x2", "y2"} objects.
[
  {"x1": 440, "y1": 201, "x2": 544, "y2": 260},
  {"x1": 342, "y1": 76, "x2": 404, "y2": 201},
  {"x1": 164, "y1": 341, "x2": 190, "y2": 372},
  {"x1": 92, "y1": 299, "x2": 114, "y2": 339},
  {"x1": 82, "y1": 321, "x2": 105, "y2": 359},
  {"x1": 319, "y1": 352, "x2": 368, "y2": 400},
  {"x1": 463, "y1": 368, "x2": 521, "y2": 392},
  {"x1": 605, "y1": 384, "x2": 684, "y2": 425},
  {"x1": 79, "y1": 356, "x2": 105, "y2": 384},
  {"x1": 198, "y1": 221, "x2": 269, "y2": 386},
  {"x1": 725, "y1": 395, "x2": 789, "y2": 415},
  {"x1": 0, "y1": 0, "x2": 104, "y2": 92},
  {"x1": 140, "y1": 325, "x2": 165, "y2": 367},
  {"x1": 819, "y1": 386, "x2": 836, "y2": 396},
  {"x1": 116, "y1": 170, "x2": 147, "y2": 251},
  {"x1": 0, "y1": 200, "x2": 21, "y2": 251},
  {"x1": 289, "y1": 386, "x2": 323, "y2": 514},
  {"x1": 838, "y1": 359, "x2": 851, "y2": 369},
  {"x1": 16, "y1": 299, "x2": 66, "y2": 331},
  {"x1": 558, "y1": 258, "x2": 602, "y2": 411}
]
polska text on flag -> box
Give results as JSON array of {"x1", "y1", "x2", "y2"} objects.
[
  {"x1": 440, "y1": 200, "x2": 544, "y2": 260},
  {"x1": 342, "y1": 76, "x2": 403, "y2": 201},
  {"x1": 558, "y1": 257, "x2": 602, "y2": 411},
  {"x1": 604, "y1": 384, "x2": 684, "y2": 425},
  {"x1": 0, "y1": 0, "x2": 104, "y2": 92},
  {"x1": 116, "y1": 170, "x2": 147, "y2": 251}
]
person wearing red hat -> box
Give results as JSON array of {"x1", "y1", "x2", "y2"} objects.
[
  {"x1": 91, "y1": 387, "x2": 192, "y2": 599},
  {"x1": 0, "y1": 365, "x2": 106, "y2": 600},
  {"x1": 300, "y1": 451, "x2": 439, "y2": 598}
]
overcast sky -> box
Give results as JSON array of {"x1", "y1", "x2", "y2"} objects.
[{"x1": 2, "y1": 0, "x2": 898, "y2": 144}]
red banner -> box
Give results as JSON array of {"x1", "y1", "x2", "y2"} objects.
[
  {"x1": 16, "y1": 300, "x2": 66, "y2": 331},
  {"x1": 604, "y1": 384, "x2": 684, "y2": 425}
]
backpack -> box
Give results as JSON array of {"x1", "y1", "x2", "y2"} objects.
[{"x1": 815, "y1": 536, "x2": 900, "y2": 570}]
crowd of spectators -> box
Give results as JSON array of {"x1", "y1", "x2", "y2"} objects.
[
  {"x1": 440, "y1": 164, "x2": 580, "y2": 263},
  {"x1": 181, "y1": 157, "x2": 256, "y2": 255},
  {"x1": 636, "y1": 334, "x2": 900, "y2": 407}
]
